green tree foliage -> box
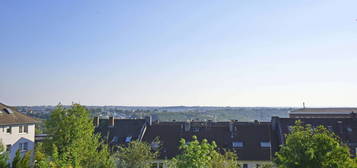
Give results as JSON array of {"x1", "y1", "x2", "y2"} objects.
[
  {"x1": 171, "y1": 136, "x2": 239, "y2": 168},
  {"x1": 11, "y1": 150, "x2": 31, "y2": 168},
  {"x1": 261, "y1": 163, "x2": 274, "y2": 168},
  {"x1": 275, "y1": 121, "x2": 357, "y2": 168},
  {"x1": 0, "y1": 141, "x2": 9, "y2": 168},
  {"x1": 43, "y1": 104, "x2": 115, "y2": 168},
  {"x1": 12, "y1": 150, "x2": 21, "y2": 168},
  {"x1": 115, "y1": 141, "x2": 158, "y2": 168},
  {"x1": 19, "y1": 151, "x2": 31, "y2": 168},
  {"x1": 210, "y1": 150, "x2": 239, "y2": 168}
]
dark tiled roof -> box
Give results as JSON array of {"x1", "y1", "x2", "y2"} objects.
[
  {"x1": 272, "y1": 117, "x2": 357, "y2": 156},
  {"x1": 290, "y1": 108, "x2": 357, "y2": 113},
  {"x1": 95, "y1": 118, "x2": 147, "y2": 149},
  {"x1": 142, "y1": 121, "x2": 273, "y2": 161},
  {"x1": 0, "y1": 103, "x2": 39, "y2": 125}
]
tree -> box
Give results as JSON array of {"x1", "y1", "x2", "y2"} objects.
[
  {"x1": 275, "y1": 121, "x2": 356, "y2": 168},
  {"x1": 115, "y1": 141, "x2": 158, "y2": 168},
  {"x1": 43, "y1": 104, "x2": 115, "y2": 168},
  {"x1": 12, "y1": 150, "x2": 21, "y2": 168},
  {"x1": 11, "y1": 150, "x2": 31, "y2": 168},
  {"x1": 171, "y1": 136, "x2": 239, "y2": 168},
  {"x1": 19, "y1": 151, "x2": 31, "y2": 168},
  {"x1": 0, "y1": 141, "x2": 9, "y2": 168},
  {"x1": 210, "y1": 150, "x2": 239, "y2": 168}
]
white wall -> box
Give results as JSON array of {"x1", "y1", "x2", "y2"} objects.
[{"x1": 0, "y1": 124, "x2": 35, "y2": 163}]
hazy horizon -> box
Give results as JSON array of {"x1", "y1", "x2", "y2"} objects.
[{"x1": 1, "y1": 0, "x2": 357, "y2": 107}]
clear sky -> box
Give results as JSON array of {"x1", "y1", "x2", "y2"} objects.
[{"x1": 1, "y1": 0, "x2": 356, "y2": 107}]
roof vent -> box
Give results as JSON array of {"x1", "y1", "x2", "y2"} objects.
[{"x1": 4, "y1": 108, "x2": 13, "y2": 114}]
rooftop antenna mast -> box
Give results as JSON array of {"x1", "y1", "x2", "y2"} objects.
[{"x1": 303, "y1": 102, "x2": 306, "y2": 109}]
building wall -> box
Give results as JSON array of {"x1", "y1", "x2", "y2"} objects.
[{"x1": 0, "y1": 124, "x2": 35, "y2": 163}]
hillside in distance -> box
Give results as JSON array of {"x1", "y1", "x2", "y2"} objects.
[{"x1": 16, "y1": 106, "x2": 292, "y2": 122}]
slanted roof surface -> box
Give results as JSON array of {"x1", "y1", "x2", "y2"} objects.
[
  {"x1": 0, "y1": 103, "x2": 39, "y2": 125},
  {"x1": 142, "y1": 121, "x2": 273, "y2": 161},
  {"x1": 95, "y1": 118, "x2": 147, "y2": 147},
  {"x1": 290, "y1": 108, "x2": 357, "y2": 113}
]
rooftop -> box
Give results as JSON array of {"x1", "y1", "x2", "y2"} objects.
[
  {"x1": 289, "y1": 108, "x2": 357, "y2": 114},
  {"x1": 0, "y1": 103, "x2": 39, "y2": 126}
]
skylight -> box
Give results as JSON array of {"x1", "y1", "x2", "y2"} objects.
[
  {"x1": 260, "y1": 142, "x2": 271, "y2": 148},
  {"x1": 125, "y1": 136, "x2": 132, "y2": 143},
  {"x1": 347, "y1": 127, "x2": 353, "y2": 132},
  {"x1": 4, "y1": 108, "x2": 13, "y2": 114},
  {"x1": 232, "y1": 141, "x2": 243, "y2": 148},
  {"x1": 111, "y1": 136, "x2": 119, "y2": 143}
]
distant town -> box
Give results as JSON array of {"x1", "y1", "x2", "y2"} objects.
[{"x1": 16, "y1": 105, "x2": 291, "y2": 122}]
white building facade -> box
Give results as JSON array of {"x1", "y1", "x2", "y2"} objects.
[{"x1": 0, "y1": 103, "x2": 37, "y2": 164}]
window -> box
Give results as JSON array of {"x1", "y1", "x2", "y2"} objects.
[
  {"x1": 232, "y1": 141, "x2": 243, "y2": 148},
  {"x1": 260, "y1": 142, "x2": 271, "y2": 148},
  {"x1": 24, "y1": 125, "x2": 28, "y2": 133},
  {"x1": 6, "y1": 145, "x2": 11, "y2": 152},
  {"x1": 6, "y1": 126, "x2": 11, "y2": 134},
  {"x1": 19, "y1": 125, "x2": 28, "y2": 133},
  {"x1": 19, "y1": 142, "x2": 28, "y2": 151},
  {"x1": 151, "y1": 142, "x2": 160, "y2": 151},
  {"x1": 125, "y1": 136, "x2": 132, "y2": 143},
  {"x1": 347, "y1": 127, "x2": 353, "y2": 132},
  {"x1": 24, "y1": 142, "x2": 28, "y2": 151},
  {"x1": 327, "y1": 126, "x2": 333, "y2": 131},
  {"x1": 19, "y1": 125, "x2": 23, "y2": 133},
  {"x1": 111, "y1": 136, "x2": 119, "y2": 143},
  {"x1": 192, "y1": 127, "x2": 200, "y2": 132},
  {"x1": 288, "y1": 125, "x2": 293, "y2": 132}
]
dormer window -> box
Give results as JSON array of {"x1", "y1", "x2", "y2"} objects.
[
  {"x1": 192, "y1": 127, "x2": 200, "y2": 132},
  {"x1": 260, "y1": 142, "x2": 271, "y2": 148},
  {"x1": 151, "y1": 142, "x2": 160, "y2": 151},
  {"x1": 232, "y1": 141, "x2": 243, "y2": 148}
]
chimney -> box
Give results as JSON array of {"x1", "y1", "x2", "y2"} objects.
[
  {"x1": 229, "y1": 121, "x2": 234, "y2": 133},
  {"x1": 109, "y1": 116, "x2": 115, "y2": 127},
  {"x1": 145, "y1": 116, "x2": 152, "y2": 126},
  {"x1": 229, "y1": 121, "x2": 235, "y2": 138},
  {"x1": 184, "y1": 121, "x2": 191, "y2": 132},
  {"x1": 93, "y1": 116, "x2": 100, "y2": 127},
  {"x1": 337, "y1": 120, "x2": 343, "y2": 134}
]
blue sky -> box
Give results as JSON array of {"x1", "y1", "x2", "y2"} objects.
[{"x1": 1, "y1": 0, "x2": 357, "y2": 106}]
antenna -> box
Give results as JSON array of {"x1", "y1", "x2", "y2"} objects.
[{"x1": 303, "y1": 102, "x2": 306, "y2": 109}]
